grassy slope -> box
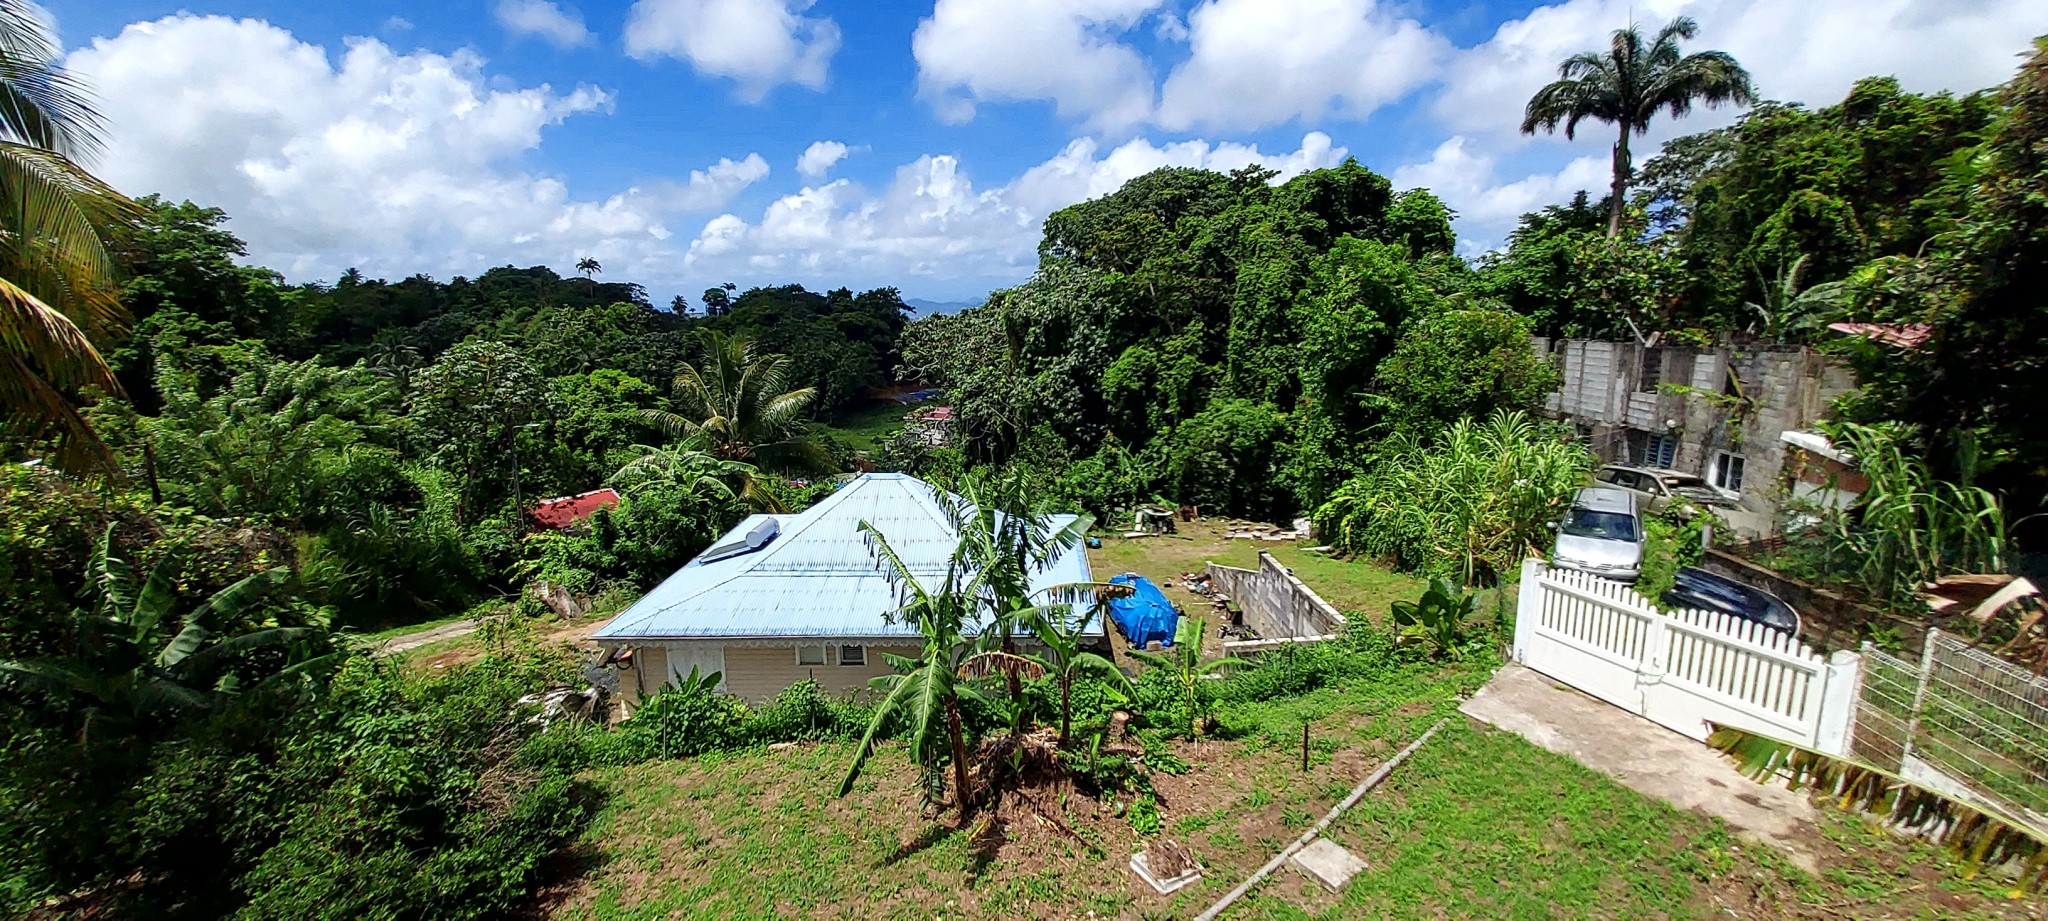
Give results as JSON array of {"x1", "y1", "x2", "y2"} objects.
[
  {"x1": 1086, "y1": 521, "x2": 1425, "y2": 621},
  {"x1": 819, "y1": 402, "x2": 911, "y2": 455}
]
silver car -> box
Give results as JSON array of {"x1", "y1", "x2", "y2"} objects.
[
  {"x1": 1593, "y1": 464, "x2": 1737, "y2": 514},
  {"x1": 1551, "y1": 486, "x2": 1645, "y2": 582}
]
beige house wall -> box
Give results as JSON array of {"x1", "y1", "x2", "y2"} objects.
[
  {"x1": 720, "y1": 644, "x2": 922, "y2": 703},
  {"x1": 614, "y1": 641, "x2": 922, "y2": 705}
]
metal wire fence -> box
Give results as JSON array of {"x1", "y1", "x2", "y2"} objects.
[{"x1": 1855, "y1": 629, "x2": 2048, "y2": 828}]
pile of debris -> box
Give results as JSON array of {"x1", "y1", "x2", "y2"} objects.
[{"x1": 1222, "y1": 517, "x2": 1317, "y2": 542}]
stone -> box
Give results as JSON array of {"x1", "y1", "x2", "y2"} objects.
[{"x1": 1289, "y1": 838, "x2": 1368, "y2": 891}]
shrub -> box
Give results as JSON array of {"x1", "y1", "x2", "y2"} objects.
[
  {"x1": 618, "y1": 670, "x2": 753, "y2": 759},
  {"x1": 1391, "y1": 577, "x2": 1479, "y2": 659},
  {"x1": 750, "y1": 679, "x2": 872, "y2": 744}
]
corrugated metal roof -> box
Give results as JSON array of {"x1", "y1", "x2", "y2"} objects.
[
  {"x1": 530, "y1": 488, "x2": 621, "y2": 529},
  {"x1": 592, "y1": 473, "x2": 1097, "y2": 640}
]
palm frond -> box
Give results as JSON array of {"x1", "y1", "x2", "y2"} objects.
[{"x1": 1708, "y1": 724, "x2": 2048, "y2": 888}]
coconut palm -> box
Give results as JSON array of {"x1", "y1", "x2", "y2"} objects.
[
  {"x1": 642, "y1": 329, "x2": 833, "y2": 474},
  {"x1": 610, "y1": 436, "x2": 787, "y2": 512},
  {"x1": 574, "y1": 256, "x2": 601, "y2": 295},
  {"x1": 0, "y1": 528, "x2": 329, "y2": 742},
  {"x1": 0, "y1": 0, "x2": 140, "y2": 474},
  {"x1": 1522, "y1": 17, "x2": 1754, "y2": 238}
]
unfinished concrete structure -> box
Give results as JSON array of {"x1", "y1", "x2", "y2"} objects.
[{"x1": 1533, "y1": 338, "x2": 1856, "y2": 537}]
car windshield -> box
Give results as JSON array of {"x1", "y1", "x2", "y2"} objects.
[{"x1": 1562, "y1": 508, "x2": 1639, "y2": 541}]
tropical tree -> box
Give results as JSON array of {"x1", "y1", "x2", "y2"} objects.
[
  {"x1": 1022, "y1": 603, "x2": 1130, "y2": 745},
  {"x1": 944, "y1": 468, "x2": 1095, "y2": 735},
  {"x1": 574, "y1": 256, "x2": 601, "y2": 295},
  {"x1": 1126, "y1": 617, "x2": 1248, "y2": 739},
  {"x1": 610, "y1": 436, "x2": 785, "y2": 512},
  {"x1": 1522, "y1": 16, "x2": 1755, "y2": 237},
  {"x1": 0, "y1": 528, "x2": 329, "y2": 741},
  {"x1": 0, "y1": 0, "x2": 141, "y2": 473},
  {"x1": 837, "y1": 519, "x2": 989, "y2": 819},
  {"x1": 643, "y1": 329, "x2": 832, "y2": 474}
]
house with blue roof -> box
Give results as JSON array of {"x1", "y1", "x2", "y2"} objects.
[{"x1": 593, "y1": 472, "x2": 1101, "y2": 703}]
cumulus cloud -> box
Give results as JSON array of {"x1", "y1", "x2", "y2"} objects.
[
  {"x1": 1157, "y1": 0, "x2": 1451, "y2": 132},
  {"x1": 624, "y1": 0, "x2": 839, "y2": 102},
  {"x1": 1391, "y1": 137, "x2": 1607, "y2": 252},
  {"x1": 795, "y1": 140, "x2": 849, "y2": 179},
  {"x1": 66, "y1": 14, "x2": 764, "y2": 284},
  {"x1": 1435, "y1": 0, "x2": 2048, "y2": 141},
  {"x1": 912, "y1": 0, "x2": 1163, "y2": 130},
  {"x1": 688, "y1": 132, "x2": 1347, "y2": 285},
  {"x1": 495, "y1": 0, "x2": 592, "y2": 48}
]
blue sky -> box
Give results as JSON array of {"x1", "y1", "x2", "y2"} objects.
[{"x1": 45, "y1": 0, "x2": 2048, "y2": 305}]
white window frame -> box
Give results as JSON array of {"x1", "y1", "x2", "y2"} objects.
[
  {"x1": 794, "y1": 645, "x2": 825, "y2": 667},
  {"x1": 1713, "y1": 452, "x2": 1747, "y2": 492},
  {"x1": 837, "y1": 644, "x2": 867, "y2": 667}
]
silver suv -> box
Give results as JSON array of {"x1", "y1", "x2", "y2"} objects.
[{"x1": 1551, "y1": 486, "x2": 1645, "y2": 583}]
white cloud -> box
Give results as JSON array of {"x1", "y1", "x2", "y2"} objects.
[
  {"x1": 688, "y1": 132, "x2": 1347, "y2": 285},
  {"x1": 1435, "y1": 0, "x2": 2048, "y2": 141},
  {"x1": 67, "y1": 15, "x2": 764, "y2": 285},
  {"x1": 1391, "y1": 137, "x2": 1607, "y2": 252},
  {"x1": 495, "y1": 0, "x2": 593, "y2": 48},
  {"x1": 912, "y1": 0, "x2": 1163, "y2": 130},
  {"x1": 624, "y1": 0, "x2": 839, "y2": 102},
  {"x1": 1156, "y1": 0, "x2": 1451, "y2": 132},
  {"x1": 795, "y1": 139, "x2": 849, "y2": 179}
]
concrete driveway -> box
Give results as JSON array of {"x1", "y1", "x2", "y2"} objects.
[{"x1": 1460, "y1": 663, "x2": 1822, "y2": 872}]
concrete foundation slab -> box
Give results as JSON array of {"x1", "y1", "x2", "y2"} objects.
[{"x1": 1289, "y1": 838, "x2": 1368, "y2": 891}]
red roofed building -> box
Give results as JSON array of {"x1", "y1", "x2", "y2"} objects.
[{"x1": 531, "y1": 488, "x2": 622, "y2": 530}]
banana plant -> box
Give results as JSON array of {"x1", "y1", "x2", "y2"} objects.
[
  {"x1": 1021, "y1": 602, "x2": 1133, "y2": 745},
  {"x1": 0, "y1": 528, "x2": 330, "y2": 743},
  {"x1": 1127, "y1": 617, "x2": 1248, "y2": 739},
  {"x1": 1390, "y1": 577, "x2": 1478, "y2": 660}
]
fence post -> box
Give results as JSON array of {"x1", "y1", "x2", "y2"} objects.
[
  {"x1": 1899, "y1": 628, "x2": 1939, "y2": 766},
  {"x1": 1815, "y1": 649, "x2": 1861, "y2": 756},
  {"x1": 1514, "y1": 557, "x2": 1544, "y2": 662}
]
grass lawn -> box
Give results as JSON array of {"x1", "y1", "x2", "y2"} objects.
[
  {"x1": 1087, "y1": 518, "x2": 1427, "y2": 623},
  {"x1": 539, "y1": 636, "x2": 2034, "y2": 920},
  {"x1": 819, "y1": 401, "x2": 912, "y2": 454}
]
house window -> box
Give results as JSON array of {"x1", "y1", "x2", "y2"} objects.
[
  {"x1": 837, "y1": 645, "x2": 867, "y2": 667},
  {"x1": 1713, "y1": 453, "x2": 1747, "y2": 492},
  {"x1": 795, "y1": 645, "x2": 825, "y2": 666},
  {"x1": 1638, "y1": 432, "x2": 1679, "y2": 468}
]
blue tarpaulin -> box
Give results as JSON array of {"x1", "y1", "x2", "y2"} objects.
[{"x1": 1107, "y1": 573, "x2": 1179, "y2": 648}]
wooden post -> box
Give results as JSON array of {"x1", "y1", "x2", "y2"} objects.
[{"x1": 1301, "y1": 720, "x2": 1310, "y2": 773}]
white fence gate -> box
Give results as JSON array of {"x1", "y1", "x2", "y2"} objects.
[{"x1": 1513, "y1": 558, "x2": 1860, "y2": 753}]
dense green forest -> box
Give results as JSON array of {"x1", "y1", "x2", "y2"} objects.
[{"x1": 3, "y1": 7, "x2": 2044, "y2": 915}]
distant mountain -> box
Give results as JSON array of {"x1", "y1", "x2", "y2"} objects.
[{"x1": 904, "y1": 297, "x2": 982, "y2": 316}]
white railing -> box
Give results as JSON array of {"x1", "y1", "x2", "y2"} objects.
[{"x1": 1514, "y1": 558, "x2": 1859, "y2": 753}]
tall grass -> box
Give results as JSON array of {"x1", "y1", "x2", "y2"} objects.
[
  {"x1": 1314, "y1": 410, "x2": 1594, "y2": 584},
  {"x1": 1817, "y1": 421, "x2": 2009, "y2": 604}
]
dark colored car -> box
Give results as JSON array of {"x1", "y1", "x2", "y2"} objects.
[{"x1": 1661, "y1": 567, "x2": 1802, "y2": 636}]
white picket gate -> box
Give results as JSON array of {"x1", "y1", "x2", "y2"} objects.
[{"x1": 1512, "y1": 558, "x2": 1860, "y2": 753}]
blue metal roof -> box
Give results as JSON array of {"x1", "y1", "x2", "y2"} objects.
[{"x1": 592, "y1": 473, "x2": 1098, "y2": 640}]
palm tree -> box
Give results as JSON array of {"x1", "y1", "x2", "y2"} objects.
[
  {"x1": 1126, "y1": 617, "x2": 1248, "y2": 739},
  {"x1": 642, "y1": 329, "x2": 833, "y2": 474},
  {"x1": 1022, "y1": 603, "x2": 1130, "y2": 745},
  {"x1": 838, "y1": 519, "x2": 990, "y2": 819},
  {"x1": 610, "y1": 436, "x2": 787, "y2": 512},
  {"x1": 0, "y1": 528, "x2": 330, "y2": 742},
  {"x1": 942, "y1": 469, "x2": 1094, "y2": 736},
  {"x1": 0, "y1": 1, "x2": 141, "y2": 474},
  {"x1": 574, "y1": 256, "x2": 601, "y2": 294},
  {"x1": 1521, "y1": 17, "x2": 1754, "y2": 238}
]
